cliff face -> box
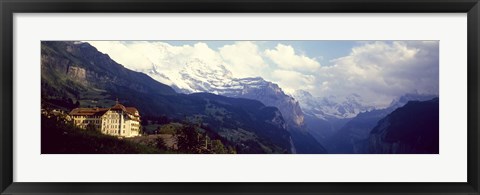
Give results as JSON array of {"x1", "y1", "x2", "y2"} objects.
[
  {"x1": 367, "y1": 98, "x2": 439, "y2": 154},
  {"x1": 229, "y1": 78, "x2": 305, "y2": 128},
  {"x1": 172, "y1": 59, "x2": 306, "y2": 129}
]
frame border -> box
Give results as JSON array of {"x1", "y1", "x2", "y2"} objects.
[{"x1": 1, "y1": 0, "x2": 479, "y2": 194}]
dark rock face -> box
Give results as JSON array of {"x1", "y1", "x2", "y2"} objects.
[
  {"x1": 324, "y1": 108, "x2": 395, "y2": 153},
  {"x1": 367, "y1": 98, "x2": 439, "y2": 154},
  {"x1": 328, "y1": 94, "x2": 439, "y2": 154},
  {"x1": 42, "y1": 41, "x2": 177, "y2": 97},
  {"x1": 229, "y1": 78, "x2": 305, "y2": 128}
]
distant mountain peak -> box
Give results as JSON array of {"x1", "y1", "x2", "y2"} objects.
[
  {"x1": 178, "y1": 59, "x2": 236, "y2": 93},
  {"x1": 182, "y1": 58, "x2": 233, "y2": 80},
  {"x1": 292, "y1": 90, "x2": 373, "y2": 120},
  {"x1": 388, "y1": 93, "x2": 438, "y2": 109},
  {"x1": 292, "y1": 89, "x2": 314, "y2": 99}
]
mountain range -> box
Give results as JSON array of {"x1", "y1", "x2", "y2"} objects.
[
  {"x1": 41, "y1": 41, "x2": 295, "y2": 154},
  {"x1": 291, "y1": 90, "x2": 374, "y2": 120},
  {"x1": 368, "y1": 98, "x2": 439, "y2": 153},
  {"x1": 136, "y1": 54, "x2": 326, "y2": 153},
  {"x1": 323, "y1": 94, "x2": 438, "y2": 153},
  {"x1": 42, "y1": 41, "x2": 439, "y2": 154},
  {"x1": 290, "y1": 90, "x2": 372, "y2": 147}
]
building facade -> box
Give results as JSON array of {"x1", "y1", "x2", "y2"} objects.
[{"x1": 69, "y1": 102, "x2": 141, "y2": 138}]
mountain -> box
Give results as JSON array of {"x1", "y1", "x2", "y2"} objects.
[
  {"x1": 388, "y1": 93, "x2": 438, "y2": 109},
  {"x1": 291, "y1": 90, "x2": 371, "y2": 151},
  {"x1": 292, "y1": 90, "x2": 373, "y2": 120},
  {"x1": 320, "y1": 93, "x2": 438, "y2": 153},
  {"x1": 367, "y1": 98, "x2": 439, "y2": 154},
  {"x1": 41, "y1": 41, "x2": 293, "y2": 154},
  {"x1": 324, "y1": 108, "x2": 393, "y2": 153},
  {"x1": 149, "y1": 59, "x2": 306, "y2": 128},
  {"x1": 142, "y1": 57, "x2": 326, "y2": 153},
  {"x1": 291, "y1": 88, "x2": 438, "y2": 153}
]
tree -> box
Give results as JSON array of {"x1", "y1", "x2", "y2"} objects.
[
  {"x1": 211, "y1": 140, "x2": 227, "y2": 154},
  {"x1": 139, "y1": 125, "x2": 144, "y2": 135},
  {"x1": 174, "y1": 125, "x2": 202, "y2": 153},
  {"x1": 140, "y1": 118, "x2": 148, "y2": 126},
  {"x1": 227, "y1": 146, "x2": 236, "y2": 154},
  {"x1": 74, "y1": 100, "x2": 80, "y2": 108},
  {"x1": 155, "y1": 137, "x2": 168, "y2": 150}
]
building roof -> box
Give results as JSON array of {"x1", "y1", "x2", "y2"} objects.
[
  {"x1": 69, "y1": 108, "x2": 109, "y2": 116},
  {"x1": 125, "y1": 107, "x2": 139, "y2": 116},
  {"x1": 69, "y1": 103, "x2": 140, "y2": 118},
  {"x1": 111, "y1": 103, "x2": 127, "y2": 111},
  {"x1": 110, "y1": 103, "x2": 138, "y2": 116}
]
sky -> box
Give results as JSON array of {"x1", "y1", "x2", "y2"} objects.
[{"x1": 87, "y1": 40, "x2": 439, "y2": 108}]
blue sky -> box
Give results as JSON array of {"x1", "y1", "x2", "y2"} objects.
[{"x1": 88, "y1": 40, "x2": 439, "y2": 107}]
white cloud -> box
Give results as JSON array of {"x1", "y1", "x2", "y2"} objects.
[
  {"x1": 88, "y1": 41, "x2": 224, "y2": 72},
  {"x1": 310, "y1": 41, "x2": 439, "y2": 107},
  {"x1": 87, "y1": 41, "x2": 153, "y2": 70},
  {"x1": 219, "y1": 41, "x2": 268, "y2": 78},
  {"x1": 264, "y1": 44, "x2": 321, "y2": 72},
  {"x1": 271, "y1": 69, "x2": 316, "y2": 94},
  {"x1": 87, "y1": 40, "x2": 438, "y2": 108},
  {"x1": 87, "y1": 41, "x2": 227, "y2": 86}
]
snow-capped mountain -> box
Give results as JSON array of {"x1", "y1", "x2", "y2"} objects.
[
  {"x1": 291, "y1": 89, "x2": 374, "y2": 120},
  {"x1": 141, "y1": 58, "x2": 329, "y2": 153},
  {"x1": 144, "y1": 58, "x2": 305, "y2": 128},
  {"x1": 228, "y1": 78, "x2": 305, "y2": 127},
  {"x1": 179, "y1": 59, "x2": 235, "y2": 93}
]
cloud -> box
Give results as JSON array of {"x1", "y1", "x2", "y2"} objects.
[
  {"x1": 264, "y1": 44, "x2": 321, "y2": 72},
  {"x1": 87, "y1": 40, "x2": 439, "y2": 108},
  {"x1": 219, "y1": 41, "x2": 268, "y2": 78},
  {"x1": 271, "y1": 70, "x2": 316, "y2": 94},
  {"x1": 310, "y1": 41, "x2": 439, "y2": 107},
  {"x1": 88, "y1": 41, "x2": 228, "y2": 88},
  {"x1": 87, "y1": 41, "x2": 153, "y2": 70},
  {"x1": 88, "y1": 41, "x2": 223, "y2": 72}
]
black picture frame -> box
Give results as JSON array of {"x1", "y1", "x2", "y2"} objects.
[{"x1": 1, "y1": 0, "x2": 479, "y2": 194}]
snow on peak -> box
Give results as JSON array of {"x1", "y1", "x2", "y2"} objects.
[
  {"x1": 177, "y1": 59, "x2": 236, "y2": 93},
  {"x1": 292, "y1": 91, "x2": 373, "y2": 119}
]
